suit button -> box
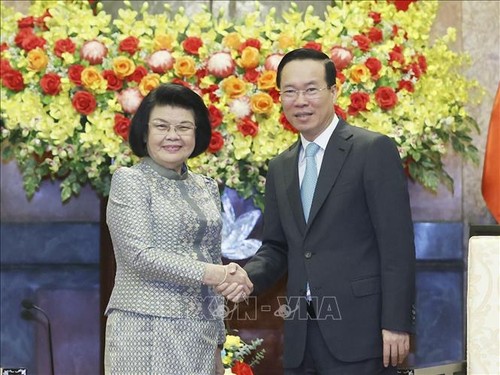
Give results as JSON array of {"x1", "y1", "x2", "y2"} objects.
[{"x1": 304, "y1": 251, "x2": 312, "y2": 259}]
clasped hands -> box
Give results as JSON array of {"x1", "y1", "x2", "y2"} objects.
[{"x1": 204, "y1": 263, "x2": 253, "y2": 303}]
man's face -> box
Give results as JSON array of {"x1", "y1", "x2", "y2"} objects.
[{"x1": 279, "y1": 59, "x2": 337, "y2": 141}]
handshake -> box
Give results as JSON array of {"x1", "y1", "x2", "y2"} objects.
[{"x1": 204, "y1": 263, "x2": 253, "y2": 303}]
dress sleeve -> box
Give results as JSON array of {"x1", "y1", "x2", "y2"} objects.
[{"x1": 106, "y1": 167, "x2": 207, "y2": 287}]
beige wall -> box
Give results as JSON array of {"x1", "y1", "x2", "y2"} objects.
[{"x1": 2, "y1": 1, "x2": 499, "y2": 225}]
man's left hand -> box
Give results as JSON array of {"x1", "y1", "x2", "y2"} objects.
[{"x1": 382, "y1": 329, "x2": 410, "y2": 367}]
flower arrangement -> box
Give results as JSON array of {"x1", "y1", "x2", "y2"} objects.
[
  {"x1": 0, "y1": 0, "x2": 482, "y2": 210},
  {"x1": 222, "y1": 333, "x2": 265, "y2": 374}
]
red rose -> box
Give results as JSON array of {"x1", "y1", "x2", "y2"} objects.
[
  {"x1": 1, "y1": 43, "x2": 8, "y2": 52},
  {"x1": 269, "y1": 88, "x2": 280, "y2": 103},
  {"x1": 102, "y1": 70, "x2": 123, "y2": 91},
  {"x1": 170, "y1": 78, "x2": 190, "y2": 88},
  {"x1": 232, "y1": 361, "x2": 254, "y2": 375},
  {"x1": 303, "y1": 41, "x2": 322, "y2": 51},
  {"x1": 334, "y1": 104, "x2": 347, "y2": 120},
  {"x1": 208, "y1": 131, "x2": 224, "y2": 153},
  {"x1": 126, "y1": 65, "x2": 148, "y2": 83},
  {"x1": 240, "y1": 38, "x2": 261, "y2": 51},
  {"x1": 119, "y1": 36, "x2": 140, "y2": 56},
  {"x1": 405, "y1": 62, "x2": 421, "y2": 79},
  {"x1": 40, "y1": 73, "x2": 62, "y2": 95},
  {"x1": 365, "y1": 57, "x2": 382, "y2": 78},
  {"x1": 337, "y1": 71, "x2": 346, "y2": 84},
  {"x1": 18, "y1": 16, "x2": 35, "y2": 28},
  {"x1": 398, "y1": 80, "x2": 414, "y2": 93},
  {"x1": 388, "y1": 0, "x2": 417, "y2": 11},
  {"x1": 369, "y1": 11, "x2": 382, "y2": 24},
  {"x1": 375, "y1": 86, "x2": 398, "y2": 110},
  {"x1": 237, "y1": 117, "x2": 259, "y2": 137},
  {"x1": 113, "y1": 113, "x2": 131, "y2": 140},
  {"x1": 72, "y1": 91, "x2": 97, "y2": 115},
  {"x1": 348, "y1": 92, "x2": 370, "y2": 115},
  {"x1": 14, "y1": 28, "x2": 34, "y2": 48},
  {"x1": 367, "y1": 27, "x2": 383, "y2": 43},
  {"x1": 1, "y1": 69, "x2": 24, "y2": 91},
  {"x1": 279, "y1": 112, "x2": 298, "y2": 133},
  {"x1": 330, "y1": 46, "x2": 353, "y2": 71},
  {"x1": 417, "y1": 55, "x2": 427, "y2": 73},
  {"x1": 389, "y1": 47, "x2": 405, "y2": 67},
  {"x1": 353, "y1": 35, "x2": 371, "y2": 52},
  {"x1": 68, "y1": 64, "x2": 85, "y2": 85},
  {"x1": 21, "y1": 33, "x2": 46, "y2": 52},
  {"x1": 0, "y1": 59, "x2": 12, "y2": 78},
  {"x1": 243, "y1": 68, "x2": 259, "y2": 83},
  {"x1": 182, "y1": 36, "x2": 203, "y2": 55},
  {"x1": 54, "y1": 38, "x2": 76, "y2": 57},
  {"x1": 208, "y1": 105, "x2": 223, "y2": 128}
]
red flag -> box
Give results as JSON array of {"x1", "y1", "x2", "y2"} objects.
[{"x1": 481, "y1": 82, "x2": 500, "y2": 223}]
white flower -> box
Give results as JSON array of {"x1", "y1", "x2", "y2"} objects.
[
  {"x1": 80, "y1": 40, "x2": 107, "y2": 65},
  {"x1": 117, "y1": 87, "x2": 143, "y2": 114},
  {"x1": 229, "y1": 97, "x2": 251, "y2": 119},
  {"x1": 207, "y1": 52, "x2": 235, "y2": 78},
  {"x1": 264, "y1": 53, "x2": 283, "y2": 71},
  {"x1": 147, "y1": 50, "x2": 174, "y2": 74}
]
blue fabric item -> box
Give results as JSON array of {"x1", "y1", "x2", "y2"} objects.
[{"x1": 301, "y1": 142, "x2": 321, "y2": 222}]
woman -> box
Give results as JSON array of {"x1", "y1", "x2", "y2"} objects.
[{"x1": 104, "y1": 83, "x2": 251, "y2": 374}]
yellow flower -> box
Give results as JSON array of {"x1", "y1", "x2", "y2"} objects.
[
  {"x1": 221, "y1": 76, "x2": 247, "y2": 99},
  {"x1": 250, "y1": 92, "x2": 274, "y2": 115},
  {"x1": 349, "y1": 64, "x2": 371, "y2": 84},
  {"x1": 112, "y1": 56, "x2": 136, "y2": 79},
  {"x1": 81, "y1": 67, "x2": 107, "y2": 92},
  {"x1": 174, "y1": 56, "x2": 196, "y2": 78},
  {"x1": 139, "y1": 74, "x2": 161, "y2": 96},
  {"x1": 154, "y1": 33, "x2": 175, "y2": 51},
  {"x1": 27, "y1": 48, "x2": 48, "y2": 72},
  {"x1": 257, "y1": 71, "x2": 277, "y2": 91},
  {"x1": 224, "y1": 32, "x2": 242, "y2": 50},
  {"x1": 239, "y1": 46, "x2": 260, "y2": 69}
]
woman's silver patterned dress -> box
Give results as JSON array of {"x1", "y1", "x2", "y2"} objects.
[{"x1": 104, "y1": 157, "x2": 225, "y2": 375}]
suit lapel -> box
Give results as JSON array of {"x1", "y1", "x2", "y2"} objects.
[
  {"x1": 307, "y1": 120, "x2": 353, "y2": 228},
  {"x1": 283, "y1": 141, "x2": 307, "y2": 234}
]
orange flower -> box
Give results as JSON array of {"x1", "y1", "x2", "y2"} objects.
[
  {"x1": 250, "y1": 92, "x2": 274, "y2": 114},
  {"x1": 138, "y1": 73, "x2": 160, "y2": 96},
  {"x1": 257, "y1": 71, "x2": 277, "y2": 90},
  {"x1": 239, "y1": 46, "x2": 260, "y2": 69},
  {"x1": 27, "y1": 47, "x2": 48, "y2": 72},
  {"x1": 112, "y1": 56, "x2": 135, "y2": 79},
  {"x1": 153, "y1": 33, "x2": 174, "y2": 51},
  {"x1": 224, "y1": 32, "x2": 242, "y2": 50},
  {"x1": 81, "y1": 66, "x2": 106, "y2": 90},
  {"x1": 222, "y1": 76, "x2": 247, "y2": 99},
  {"x1": 349, "y1": 64, "x2": 370, "y2": 83},
  {"x1": 174, "y1": 56, "x2": 196, "y2": 78}
]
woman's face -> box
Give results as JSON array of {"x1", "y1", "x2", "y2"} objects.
[{"x1": 146, "y1": 105, "x2": 196, "y2": 173}]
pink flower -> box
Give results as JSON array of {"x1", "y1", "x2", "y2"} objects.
[
  {"x1": 80, "y1": 40, "x2": 107, "y2": 65},
  {"x1": 330, "y1": 46, "x2": 353, "y2": 71},
  {"x1": 117, "y1": 87, "x2": 143, "y2": 114},
  {"x1": 147, "y1": 50, "x2": 174, "y2": 74},
  {"x1": 264, "y1": 54, "x2": 284, "y2": 71},
  {"x1": 207, "y1": 52, "x2": 235, "y2": 78}
]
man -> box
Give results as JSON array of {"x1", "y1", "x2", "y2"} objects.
[{"x1": 219, "y1": 48, "x2": 415, "y2": 374}]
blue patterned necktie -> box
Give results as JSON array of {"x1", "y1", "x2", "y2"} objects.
[{"x1": 301, "y1": 142, "x2": 320, "y2": 222}]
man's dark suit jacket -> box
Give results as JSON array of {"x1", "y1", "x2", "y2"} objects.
[{"x1": 245, "y1": 119, "x2": 416, "y2": 368}]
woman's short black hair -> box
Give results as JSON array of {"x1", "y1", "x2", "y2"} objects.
[
  {"x1": 128, "y1": 83, "x2": 212, "y2": 158},
  {"x1": 276, "y1": 48, "x2": 337, "y2": 89}
]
